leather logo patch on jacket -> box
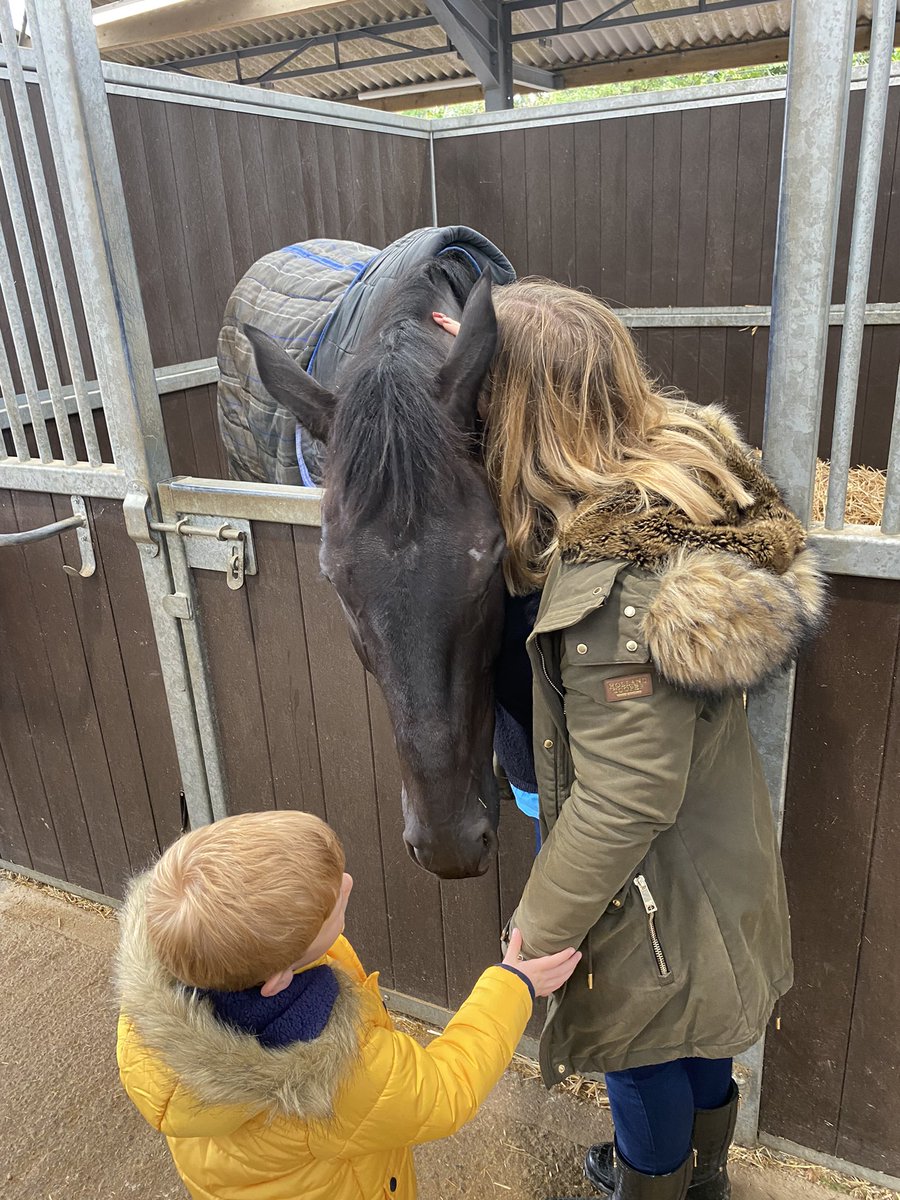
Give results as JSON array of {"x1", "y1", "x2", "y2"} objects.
[{"x1": 604, "y1": 674, "x2": 654, "y2": 703}]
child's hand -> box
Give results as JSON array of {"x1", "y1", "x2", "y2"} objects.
[
  {"x1": 502, "y1": 928, "x2": 581, "y2": 997},
  {"x1": 432, "y1": 311, "x2": 460, "y2": 336}
]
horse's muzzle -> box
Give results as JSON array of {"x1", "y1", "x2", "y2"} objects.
[{"x1": 403, "y1": 813, "x2": 498, "y2": 879}]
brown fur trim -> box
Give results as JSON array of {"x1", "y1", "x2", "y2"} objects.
[
  {"x1": 115, "y1": 874, "x2": 363, "y2": 1122},
  {"x1": 559, "y1": 406, "x2": 827, "y2": 692},
  {"x1": 642, "y1": 547, "x2": 827, "y2": 694}
]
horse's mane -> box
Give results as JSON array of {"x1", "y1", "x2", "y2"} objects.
[{"x1": 328, "y1": 253, "x2": 479, "y2": 525}]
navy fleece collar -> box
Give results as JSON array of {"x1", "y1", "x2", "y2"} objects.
[{"x1": 203, "y1": 964, "x2": 339, "y2": 1048}]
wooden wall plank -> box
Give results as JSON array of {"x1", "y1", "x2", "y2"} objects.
[
  {"x1": 573, "y1": 120, "x2": 601, "y2": 298},
  {"x1": 646, "y1": 109, "x2": 681, "y2": 385},
  {"x1": 366, "y1": 674, "x2": 448, "y2": 1006},
  {"x1": 212, "y1": 109, "x2": 256, "y2": 284},
  {"x1": 194, "y1": 569, "x2": 276, "y2": 815},
  {"x1": 0, "y1": 492, "x2": 101, "y2": 892},
  {"x1": 499, "y1": 131, "x2": 527, "y2": 276},
  {"x1": 624, "y1": 113, "x2": 653, "y2": 309},
  {"x1": 292, "y1": 527, "x2": 393, "y2": 979},
  {"x1": 549, "y1": 122, "x2": 576, "y2": 286},
  {"x1": 760, "y1": 576, "x2": 900, "y2": 1153},
  {"x1": 523, "y1": 127, "x2": 551, "y2": 278},
  {"x1": 245, "y1": 521, "x2": 325, "y2": 815},
  {"x1": 0, "y1": 738, "x2": 30, "y2": 871},
  {"x1": 88, "y1": 499, "x2": 183, "y2": 851},
  {"x1": 52, "y1": 494, "x2": 161, "y2": 881},
  {"x1": 11, "y1": 490, "x2": 132, "y2": 896},
  {"x1": 835, "y1": 612, "x2": 900, "y2": 1174},
  {"x1": 598, "y1": 116, "x2": 627, "y2": 305},
  {"x1": 190, "y1": 106, "x2": 239, "y2": 333}
]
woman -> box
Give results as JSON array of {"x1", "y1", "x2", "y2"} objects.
[{"x1": 433, "y1": 281, "x2": 825, "y2": 1200}]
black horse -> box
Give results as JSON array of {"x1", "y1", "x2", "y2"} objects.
[{"x1": 245, "y1": 256, "x2": 505, "y2": 879}]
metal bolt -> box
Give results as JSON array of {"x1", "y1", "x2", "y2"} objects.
[
  {"x1": 626, "y1": 640, "x2": 638, "y2": 652},
  {"x1": 576, "y1": 643, "x2": 588, "y2": 654},
  {"x1": 624, "y1": 605, "x2": 636, "y2": 617},
  {"x1": 543, "y1": 738, "x2": 554, "y2": 749}
]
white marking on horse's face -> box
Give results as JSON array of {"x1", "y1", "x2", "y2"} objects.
[{"x1": 468, "y1": 547, "x2": 486, "y2": 562}]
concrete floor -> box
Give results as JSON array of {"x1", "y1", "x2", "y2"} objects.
[{"x1": 0, "y1": 877, "x2": 883, "y2": 1200}]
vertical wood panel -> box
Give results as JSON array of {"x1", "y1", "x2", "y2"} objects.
[
  {"x1": 549, "y1": 122, "x2": 575, "y2": 286},
  {"x1": 573, "y1": 121, "x2": 601, "y2": 297},
  {"x1": 246, "y1": 521, "x2": 325, "y2": 815},
  {"x1": 523, "y1": 127, "x2": 551, "y2": 278},
  {"x1": 292, "y1": 527, "x2": 393, "y2": 979},
  {"x1": 87, "y1": 498, "x2": 183, "y2": 853},
  {"x1": 835, "y1": 626, "x2": 900, "y2": 1174},
  {"x1": 624, "y1": 114, "x2": 653, "y2": 309},
  {"x1": 366, "y1": 675, "x2": 448, "y2": 1006},
  {"x1": 598, "y1": 117, "x2": 627, "y2": 304},
  {"x1": 760, "y1": 577, "x2": 900, "y2": 1153}
]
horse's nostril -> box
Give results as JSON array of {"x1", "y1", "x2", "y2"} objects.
[{"x1": 482, "y1": 831, "x2": 491, "y2": 849}]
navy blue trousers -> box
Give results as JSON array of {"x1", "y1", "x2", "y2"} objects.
[{"x1": 605, "y1": 1057, "x2": 734, "y2": 1175}]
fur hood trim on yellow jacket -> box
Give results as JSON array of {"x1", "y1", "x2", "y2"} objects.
[
  {"x1": 559, "y1": 405, "x2": 828, "y2": 695},
  {"x1": 115, "y1": 873, "x2": 363, "y2": 1122}
]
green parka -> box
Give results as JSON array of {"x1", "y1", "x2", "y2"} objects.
[{"x1": 509, "y1": 406, "x2": 827, "y2": 1086}]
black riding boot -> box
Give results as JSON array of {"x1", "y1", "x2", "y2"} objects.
[
  {"x1": 553, "y1": 1146, "x2": 693, "y2": 1200},
  {"x1": 688, "y1": 1081, "x2": 739, "y2": 1200},
  {"x1": 583, "y1": 1083, "x2": 740, "y2": 1200}
]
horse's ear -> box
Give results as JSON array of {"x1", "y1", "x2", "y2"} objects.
[
  {"x1": 437, "y1": 274, "x2": 497, "y2": 431},
  {"x1": 243, "y1": 324, "x2": 335, "y2": 444}
]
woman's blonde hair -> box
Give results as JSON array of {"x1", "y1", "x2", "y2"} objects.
[
  {"x1": 484, "y1": 279, "x2": 754, "y2": 593},
  {"x1": 145, "y1": 810, "x2": 345, "y2": 991}
]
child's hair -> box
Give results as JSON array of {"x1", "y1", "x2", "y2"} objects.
[
  {"x1": 484, "y1": 279, "x2": 754, "y2": 593},
  {"x1": 144, "y1": 811, "x2": 345, "y2": 991}
]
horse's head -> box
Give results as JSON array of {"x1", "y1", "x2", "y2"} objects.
[{"x1": 245, "y1": 269, "x2": 505, "y2": 879}]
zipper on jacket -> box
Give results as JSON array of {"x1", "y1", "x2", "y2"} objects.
[
  {"x1": 634, "y1": 875, "x2": 672, "y2": 979},
  {"x1": 538, "y1": 643, "x2": 565, "y2": 702}
]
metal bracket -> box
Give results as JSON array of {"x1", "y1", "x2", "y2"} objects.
[
  {"x1": 62, "y1": 495, "x2": 95, "y2": 578},
  {"x1": 123, "y1": 487, "x2": 160, "y2": 557},
  {"x1": 162, "y1": 591, "x2": 193, "y2": 620},
  {"x1": 0, "y1": 493, "x2": 95, "y2": 578}
]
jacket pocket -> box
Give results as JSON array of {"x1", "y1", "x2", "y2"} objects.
[{"x1": 633, "y1": 874, "x2": 673, "y2": 982}]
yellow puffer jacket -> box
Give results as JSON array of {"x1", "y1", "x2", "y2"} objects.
[{"x1": 116, "y1": 875, "x2": 532, "y2": 1200}]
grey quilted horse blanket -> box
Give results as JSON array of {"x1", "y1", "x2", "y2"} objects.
[{"x1": 217, "y1": 227, "x2": 516, "y2": 488}]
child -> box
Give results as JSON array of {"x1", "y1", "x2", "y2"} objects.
[{"x1": 116, "y1": 810, "x2": 580, "y2": 1200}]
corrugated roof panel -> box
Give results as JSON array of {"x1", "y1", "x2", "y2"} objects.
[{"x1": 93, "y1": 0, "x2": 876, "y2": 101}]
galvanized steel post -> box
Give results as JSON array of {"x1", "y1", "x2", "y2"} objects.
[
  {"x1": 739, "y1": 0, "x2": 857, "y2": 1149},
  {"x1": 24, "y1": 0, "x2": 226, "y2": 829},
  {"x1": 825, "y1": 0, "x2": 898, "y2": 529}
]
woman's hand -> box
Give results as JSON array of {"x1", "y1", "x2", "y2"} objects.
[
  {"x1": 432, "y1": 311, "x2": 460, "y2": 337},
  {"x1": 502, "y1": 927, "x2": 581, "y2": 997}
]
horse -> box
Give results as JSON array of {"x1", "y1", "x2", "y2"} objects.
[{"x1": 241, "y1": 253, "x2": 506, "y2": 879}]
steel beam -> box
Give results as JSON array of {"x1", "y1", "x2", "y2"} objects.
[{"x1": 426, "y1": 0, "x2": 513, "y2": 109}]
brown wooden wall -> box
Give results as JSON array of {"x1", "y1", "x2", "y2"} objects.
[
  {"x1": 760, "y1": 575, "x2": 900, "y2": 1176},
  {"x1": 109, "y1": 95, "x2": 433, "y2": 371},
  {"x1": 0, "y1": 490, "x2": 183, "y2": 898},
  {"x1": 435, "y1": 85, "x2": 900, "y2": 469}
]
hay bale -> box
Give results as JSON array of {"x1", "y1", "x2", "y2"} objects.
[{"x1": 814, "y1": 460, "x2": 886, "y2": 526}]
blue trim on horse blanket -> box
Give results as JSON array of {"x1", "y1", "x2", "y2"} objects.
[
  {"x1": 217, "y1": 228, "x2": 515, "y2": 489},
  {"x1": 217, "y1": 238, "x2": 379, "y2": 488}
]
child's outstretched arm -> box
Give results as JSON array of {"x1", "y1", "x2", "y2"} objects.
[{"x1": 310, "y1": 935, "x2": 580, "y2": 1157}]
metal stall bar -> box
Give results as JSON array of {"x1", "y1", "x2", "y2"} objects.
[
  {"x1": 881, "y1": 366, "x2": 900, "y2": 535},
  {"x1": 825, "y1": 0, "x2": 897, "y2": 530},
  {"x1": 737, "y1": 0, "x2": 858, "y2": 1149},
  {"x1": 0, "y1": 96, "x2": 76, "y2": 464},
  {"x1": 0, "y1": 217, "x2": 52, "y2": 459},
  {"x1": 0, "y1": 2, "x2": 101, "y2": 466},
  {"x1": 23, "y1": 0, "x2": 226, "y2": 829}
]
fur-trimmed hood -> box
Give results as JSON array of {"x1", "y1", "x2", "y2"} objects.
[
  {"x1": 115, "y1": 873, "x2": 363, "y2": 1133},
  {"x1": 557, "y1": 405, "x2": 827, "y2": 695}
]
